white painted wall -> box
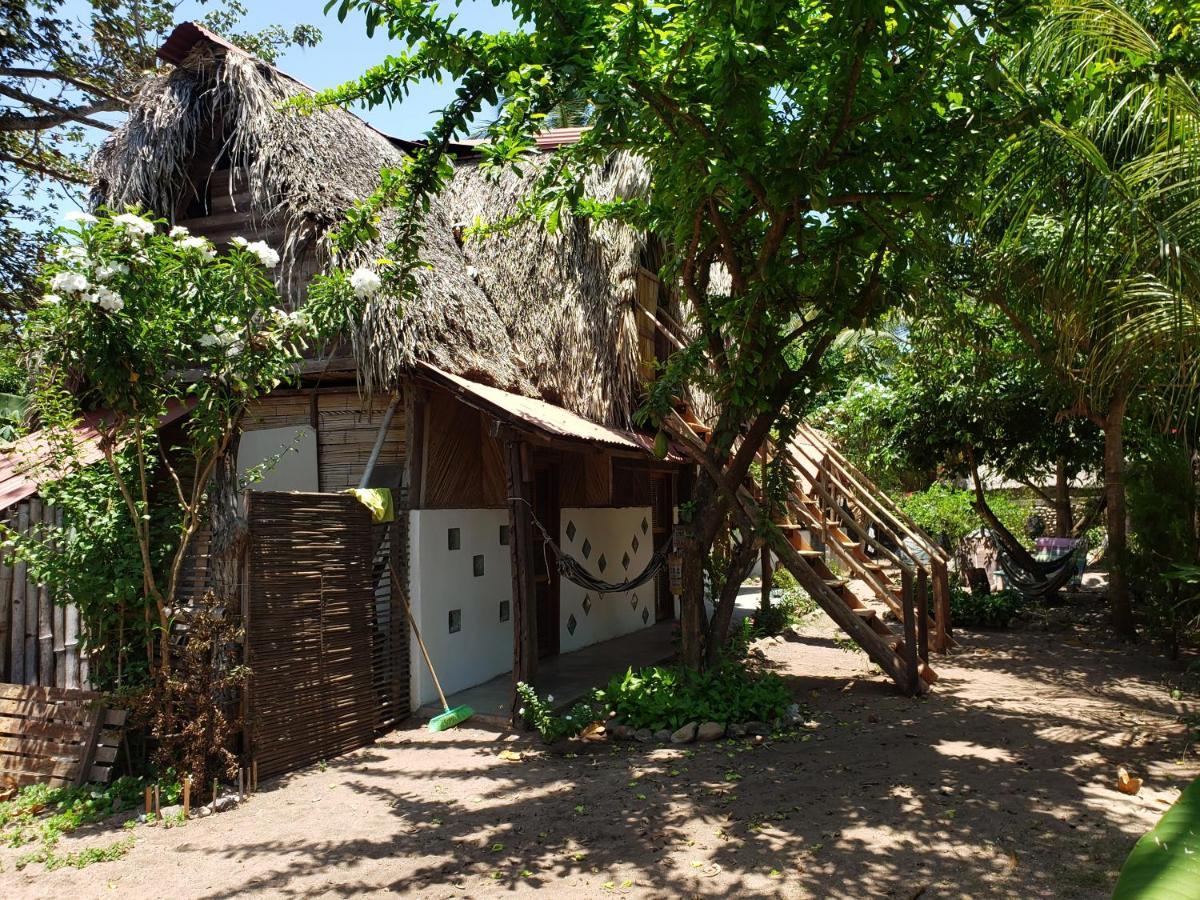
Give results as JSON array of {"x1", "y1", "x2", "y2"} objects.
[
  {"x1": 237, "y1": 425, "x2": 318, "y2": 492},
  {"x1": 558, "y1": 506, "x2": 656, "y2": 653},
  {"x1": 407, "y1": 508, "x2": 513, "y2": 708}
]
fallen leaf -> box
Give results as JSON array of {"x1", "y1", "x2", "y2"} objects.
[
  {"x1": 1117, "y1": 767, "x2": 1143, "y2": 796},
  {"x1": 498, "y1": 750, "x2": 523, "y2": 762}
]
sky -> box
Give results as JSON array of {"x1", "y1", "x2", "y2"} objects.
[{"x1": 62, "y1": 0, "x2": 518, "y2": 138}]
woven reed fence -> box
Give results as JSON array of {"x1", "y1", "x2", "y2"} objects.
[
  {"x1": 244, "y1": 492, "x2": 407, "y2": 780},
  {"x1": 0, "y1": 499, "x2": 88, "y2": 689}
]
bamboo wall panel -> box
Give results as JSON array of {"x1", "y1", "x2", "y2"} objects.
[
  {"x1": 0, "y1": 501, "x2": 87, "y2": 689},
  {"x1": 245, "y1": 492, "x2": 389, "y2": 779}
]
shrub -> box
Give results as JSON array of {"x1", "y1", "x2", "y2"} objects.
[
  {"x1": 595, "y1": 661, "x2": 793, "y2": 732},
  {"x1": 949, "y1": 586, "x2": 1025, "y2": 628},
  {"x1": 748, "y1": 568, "x2": 817, "y2": 637},
  {"x1": 515, "y1": 682, "x2": 600, "y2": 744},
  {"x1": 898, "y1": 485, "x2": 1026, "y2": 554}
]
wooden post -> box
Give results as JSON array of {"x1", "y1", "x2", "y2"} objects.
[
  {"x1": 183, "y1": 777, "x2": 191, "y2": 817},
  {"x1": 0, "y1": 512, "x2": 13, "y2": 681},
  {"x1": 38, "y1": 502, "x2": 54, "y2": 686},
  {"x1": 504, "y1": 433, "x2": 537, "y2": 721},
  {"x1": 901, "y1": 568, "x2": 918, "y2": 695},
  {"x1": 252, "y1": 759, "x2": 258, "y2": 793},
  {"x1": 23, "y1": 499, "x2": 38, "y2": 684},
  {"x1": 931, "y1": 558, "x2": 950, "y2": 652},
  {"x1": 916, "y1": 567, "x2": 929, "y2": 664},
  {"x1": 144, "y1": 787, "x2": 152, "y2": 817},
  {"x1": 10, "y1": 504, "x2": 26, "y2": 683}
]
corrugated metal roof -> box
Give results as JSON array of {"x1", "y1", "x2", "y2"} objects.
[
  {"x1": 0, "y1": 401, "x2": 193, "y2": 511},
  {"x1": 420, "y1": 363, "x2": 677, "y2": 458}
]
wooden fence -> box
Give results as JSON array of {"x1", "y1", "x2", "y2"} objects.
[{"x1": 0, "y1": 499, "x2": 88, "y2": 689}]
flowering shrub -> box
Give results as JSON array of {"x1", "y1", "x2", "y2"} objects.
[
  {"x1": 16, "y1": 208, "x2": 331, "y2": 681},
  {"x1": 515, "y1": 682, "x2": 599, "y2": 744}
]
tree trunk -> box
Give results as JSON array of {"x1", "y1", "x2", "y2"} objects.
[
  {"x1": 760, "y1": 545, "x2": 772, "y2": 613},
  {"x1": 1054, "y1": 456, "x2": 1073, "y2": 538},
  {"x1": 705, "y1": 537, "x2": 759, "y2": 667},
  {"x1": 208, "y1": 434, "x2": 247, "y2": 601},
  {"x1": 1103, "y1": 391, "x2": 1136, "y2": 639},
  {"x1": 677, "y1": 528, "x2": 707, "y2": 670}
]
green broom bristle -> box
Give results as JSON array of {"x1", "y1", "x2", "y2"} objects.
[{"x1": 428, "y1": 704, "x2": 474, "y2": 732}]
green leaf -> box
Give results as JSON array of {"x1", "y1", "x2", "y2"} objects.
[{"x1": 1113, "y1": 777, "x2": 1200, "y2": 899}]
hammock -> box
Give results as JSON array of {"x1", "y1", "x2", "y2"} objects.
[
  {"x1": 519, "y1": 499, "x2": 671, "y2": 595},
  {"x1": 989, "y1": 529, "x2": 1080, "y2": 600}
]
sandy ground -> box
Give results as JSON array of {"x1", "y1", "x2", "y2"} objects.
[{"x1": 4, "y1": 590, "x2": 1197, "y2": 899}]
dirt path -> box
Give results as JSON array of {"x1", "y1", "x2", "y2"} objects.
[{"x1": 5, "y1": 593, "x2": 1197, "y2": 899}]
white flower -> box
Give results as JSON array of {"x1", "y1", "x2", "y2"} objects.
[
  {"x1": 87, "y1": 285, "x2": 124, "y2": 312},
  {"x1": 112, "y1": 212, "x2": 155, "y2": 238},
  {"x1": 518, "y1": 707, "x2": 526, "y2": 716},
  {"x1": 546, "y1": 694, "x2": 554, "y2": 703},
  {"x1": 226, "y1": 339, "x2": 244, "y2": 357},
  {"x1": 244, "y1": 240, "x2": 279, "y2": 269},
  {"x1": 168, "y1": 225, "x2": 190, "y2": 238},
  {"x1": 95, "y1": 261, "x2": 129, "y2": 282},
  {"x1": 64, "y1": 210, "x2": 98, "y2": 225},
  {"x1": 199, "y1": 333, "x2": 221, "y2": 348},
  {"x1": 54, "y1": 246, "x2": 89, "y2": 263},
  {"x1": 230, "y1": 236, "x2": 249, "y2": 247},
  {"x1": 40, "y1": 294, "x2": 62, "y2": 306},
  {"x1": 349, "y1": 267, "x2": 383, "y2": 298},
  {"x1": 50, "y1": 271, "x2": 89, "y2": 294},
  {"x1": 176, "y1": 235, "x2": 216, "y2": 259}
]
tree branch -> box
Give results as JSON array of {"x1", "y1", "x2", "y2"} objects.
[{"x1": 0, "y1": 67, "x2": 130, "y2": 105}]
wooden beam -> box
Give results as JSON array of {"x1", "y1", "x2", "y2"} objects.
[{"x1": 503, "y1": 432, "x2": 537, "y2": 722}]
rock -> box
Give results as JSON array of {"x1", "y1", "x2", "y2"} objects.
[
  {"x1": 745, "y1": 720, "x2": 771, "y2": 737},
  {"x1": 159, "y1": 804, "x2": 182, "y2": 819},
  {"x1": 212, "y1": 795, "x2": 239, "y2": 813},
  {"x1": 697, "y1": 722, "x2": 725, "y2": 742},
  {"x1": 194, "y1": 805, "x2": 212, "y2": 818},
  {"x1": 634, "y1": 729, "x2": 654, "y2": 743},
  {"x1": 610, "y1": 723, "x2": 636, "y2": 741},
  {"x1": 653, "y1": 729, "x2": 672, "y2": 743},
  {"x1": 670, "y1": 722, "x2": 698, "y2": 744},
  {"x1": 785, "y1": 703, "x2": 806, "y2": 725},
  {"x1": 727, "y1": 723, "x2": 747, "y2": 738}
]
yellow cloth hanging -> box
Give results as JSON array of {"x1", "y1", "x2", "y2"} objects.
[{"x1": 346, "y1": 487, "x2": 394, "y2": 523}]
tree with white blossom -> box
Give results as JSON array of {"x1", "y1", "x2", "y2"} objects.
[{"x1": 21, "y1": 209, "x2": 318, "y2": 681}]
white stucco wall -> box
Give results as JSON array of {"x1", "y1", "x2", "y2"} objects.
[
  {"x1": 407, "y1": 508, "x2": 513, "y2": 708},
  {"x1": 236, "y1": 425, "x2": 318, "y2": 492},
  {"x1": 558, "y1": 506, "x2": 656, "y2": 653}
]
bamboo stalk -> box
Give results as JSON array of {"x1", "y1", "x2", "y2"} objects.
[
  {"x1": 23, "y1": 499, "x2": 39, "y2": 684},
  {"x1": 64, "y1": 601, "x2": 80, "y2": 690},
  {"x1": 38, "y1": 502, "x2": 54, "y2": 686},
  {"x1": 53, "y1": 508, "x2": 65, "y2": 687},
  {"x1": 0, "y1": 511, "x2": 13, "y2": 681},
  {"x1": 10, "y1": 504, "x2": 26, "y2": 682}
]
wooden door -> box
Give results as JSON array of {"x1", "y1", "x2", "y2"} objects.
[
  {"x1": 532, "y1": 463, "x2": 561, "y2": 657},
  {"x1": 651, "y1": 473, "x2": 675, "y2": 621}
]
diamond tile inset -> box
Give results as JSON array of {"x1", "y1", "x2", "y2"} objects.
[
  {"x1": 641, "y1": 517, "x2": 649, "y2": 535},
  {"x1": 567, "y1": 613, "x2": 578, "y2": 636},
  {"x1": 566, "y1": 520, "x2": 577, "y2": 542},
  {"x1": 641, "y1": 607, "x2": 650, "y2": 624},
  {"x1": 597, "y1": 553, "x2": 607, "y2": 573},
  {"x1": 582, "y1": 594, "x2": 593, "y2": 615},
  {"x1": 630, "y1": 593, "x2": 639, "y2": 609},
  {"x1": 581, "y1": 539, "x2": 592, "y2": 559},
  {"x1": 621, "y1": 551, "x2": 630, "y2": 570},
  {"x1": 631, "y1": 534, "x2": 640, "y2": 553}
]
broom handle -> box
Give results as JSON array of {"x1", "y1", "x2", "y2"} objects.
[{"x1": 388, "y1": 562, "x2": 451, "y2": 712}]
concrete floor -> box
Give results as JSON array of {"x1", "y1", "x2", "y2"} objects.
[
  {"x1": 418, "y1": 584, "x2": 774, "y2": 727},
  {"x1": 420, "y1": 619, "x2": 679, "y2": 726}
]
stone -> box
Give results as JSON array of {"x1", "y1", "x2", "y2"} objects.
[
  {"x1": 745, "y1": 720, "x2": 771, "y2": 737},
  {"x1": 697, "y1": 722, "x2": 725, "y2": 742},
  {"x1": 194, "y1": 805, "x2": 212, "y2": 818},
  {"x1": 610, "y1": 723, "x2": 636, "y2": 741},
  {"x1": 727, "y1": 723, "x2": 747, "y2": 738},
  {"x1": 159, "y1": 804, "x2": 183, "y2": 819},
  {"x1": 670, "y1": 722, "x2": 698, "y2": 744},
  {"x1": 634, "y1": 728, "x2": 654, "y2": 743},
  {"x1": 212, "y1": 795, "x2": 240, "y2": 813},
  {"x1": 785, "y1": 703, "x2": 806, "y2": 725},
  {"x1": 653, "y1": 729, "x2": 672, "y2": 743}
]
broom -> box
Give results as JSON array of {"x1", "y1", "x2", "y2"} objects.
[{"x1": 389, "y1": 563, "x2": 474, "y2": 731}]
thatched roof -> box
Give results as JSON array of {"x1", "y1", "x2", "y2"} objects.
[{"x1": 91, "y1": 27, "x2": 651, "y2": 427}]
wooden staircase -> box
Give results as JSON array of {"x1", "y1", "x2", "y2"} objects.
[{"x1": 770, "y1": 425, "x2": 953, "y2": 694}]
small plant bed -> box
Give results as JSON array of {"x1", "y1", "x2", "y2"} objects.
[
  {"x1": 949, "y1": 585, "x2": 1027, "y2": 629},
  {"x1": 516, "y1": 657, "x2": 806, "y2": 748}
]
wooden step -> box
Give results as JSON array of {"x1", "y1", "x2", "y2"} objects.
[
  {"x1": 851, "y1": 607, "x2": 877, "y2": 620},
  {"x1": 797, "y1": 548, "x2": 822, "y2": 558},
  {"x1": 824, "y1": 578, "x2": 848, "y2": 590}
]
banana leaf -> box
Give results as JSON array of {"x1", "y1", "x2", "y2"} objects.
[{"x1": 1113, "y1": 776, "x2": 1200, "y2": 899}]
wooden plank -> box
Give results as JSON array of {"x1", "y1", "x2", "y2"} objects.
[
  {"x1": 0, "y1": 734, "x2": 88, "y2": 758},
  {"x1": 0, "y1": 714, "x2": 91, "y2": 742},
  {"x1": 901, "y1": 568, "x2": 919, "y2": 694},
  {"x1": 0, "y1": 683, "x2": 103, "y2": 703},
  {"x1": 504, "y1": 434, "x2": 537, "y2": 720},
  {"x1": 0, "y1": 511, "x2": 12, "y2": 681}
]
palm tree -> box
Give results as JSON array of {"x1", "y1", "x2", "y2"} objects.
[{"x1": 984, "y1": 0, "x2": 1200, "y2": 637}]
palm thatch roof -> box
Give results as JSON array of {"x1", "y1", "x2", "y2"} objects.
[{"x1": 91, "y1": 27, "x2": 652, "y2": 427}]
